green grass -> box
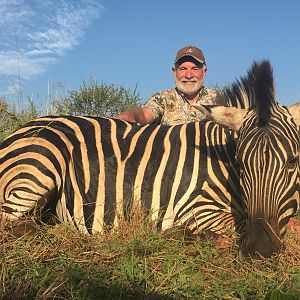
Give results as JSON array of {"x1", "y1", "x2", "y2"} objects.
[{"x1": 1, "y1": 221, "x2": 300, "y2": 300}]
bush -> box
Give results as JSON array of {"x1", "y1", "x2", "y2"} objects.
[
  {"x1": 0, "y1": 81, "x2": 142, "y2": 141},
  {"x1": 0, "y1": 97, "x2": 38, "y2": 142},
  {"x1": 51, "y1": 80, "x2": 142, "y2": 117}
]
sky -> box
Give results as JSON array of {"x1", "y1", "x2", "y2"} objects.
[{"x1": 0, "y1": 0, "x2": 299, "y2": 112}]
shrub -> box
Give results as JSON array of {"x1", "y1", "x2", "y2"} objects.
[
  {"x1": 0, "y1": 97, "x2": 38, "y2": 142},
  {"x1": 51, "y1": 80, "x2": 142, "y2": 117}
]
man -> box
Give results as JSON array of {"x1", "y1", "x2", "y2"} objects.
[
  {"x1": 114, "y1": 46, "x2": 300, "y2": 237},
  {"x1": 115, "y1": 45, "x2": 222, "y2": 125}
]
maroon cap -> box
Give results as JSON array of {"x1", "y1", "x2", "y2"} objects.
[{"x1": 174, "y1": 45, "x2": 206, "y2": 65}]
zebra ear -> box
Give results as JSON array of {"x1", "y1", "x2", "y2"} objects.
[
  {"x1": 288, "y1": 102, "x2": 300, "y2": 126},
  {"x1": 201, "y1": 105, "x2": 249, "y2": 131}
]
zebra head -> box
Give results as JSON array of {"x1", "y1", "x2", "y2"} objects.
[{"x1": 203, "y1": 60, "x2": 300, "y2": 258}]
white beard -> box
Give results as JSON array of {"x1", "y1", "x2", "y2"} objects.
[{"x1": 175, "y1": 77, "x2": 204, "y2": 96}]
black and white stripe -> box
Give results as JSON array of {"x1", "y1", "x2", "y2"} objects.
[
  {"x1": 0, "y1": 115, "x2": 245, "y2": 235},
  {"x1": 206, "y1": 60, "x2": 300, "y2": 257}
]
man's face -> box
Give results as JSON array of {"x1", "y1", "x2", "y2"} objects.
[{"x1": 173, "y1": 60, "x2": 206, "y2": 96}]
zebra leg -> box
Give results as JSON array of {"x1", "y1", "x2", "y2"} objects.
[
  {"x1": 2, "y1": 189, "x2": 49, "y2": 218},
  {"x1": 1, "y1": 189, "x2": 55, "y2": 236}
]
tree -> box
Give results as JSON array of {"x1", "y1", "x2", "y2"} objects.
[{"x1": 52, "y1": 80, "x2": 142, "y2": 116}]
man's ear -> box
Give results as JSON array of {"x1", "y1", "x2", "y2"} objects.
[
  {"x1": 200, "y1": 105, "x2": 249, "y2": 131},
  {"x1": 172, "y1": 66, "x2": 176, "y2": 76}
]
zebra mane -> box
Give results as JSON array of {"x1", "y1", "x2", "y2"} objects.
[{"x1": 222, "y1": 60, "x2": 275, "y2": 126}]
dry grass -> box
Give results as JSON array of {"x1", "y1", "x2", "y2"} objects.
[{"x1": 0, "y1": 214, "x2": 299, "y2": 299}]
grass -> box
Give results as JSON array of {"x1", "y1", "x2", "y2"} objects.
[{"x1": 0, "y1": 217, "x2": 300, "y2": 300}]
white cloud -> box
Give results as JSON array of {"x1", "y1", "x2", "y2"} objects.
[{"x1": 0, "y1": 0, "x2": 103, "y2": 97}]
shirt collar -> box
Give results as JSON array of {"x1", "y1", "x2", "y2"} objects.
[{"x1": 175, "y1": 86, "x2": 206, "y2": 103}]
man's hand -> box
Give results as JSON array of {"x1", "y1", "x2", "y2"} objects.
[{"x1": 114, "y1": 107, "x2": 155, "y2": 125}]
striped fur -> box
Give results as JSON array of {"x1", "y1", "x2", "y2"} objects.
[
  {"x1": 207, "y1": 60, "x2": 300, "y2": 257},
  {"x1": 0, "y1": 116, "x2": 245, "y2": 235}
]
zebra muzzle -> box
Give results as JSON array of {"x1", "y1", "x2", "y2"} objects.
[{"x1": 241, "y1": 217, "x2": 282, "y2": 258}]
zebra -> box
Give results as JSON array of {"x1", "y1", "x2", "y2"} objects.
[
  {"x1": 204, "y1": 61, "x2": 300, "y2": 257},
  {"x1": 0, "y1": 114, "x2": 244, "y2": 237},
  {"x1": 0, "y1": 61, "x2": 298, "y2": 257}
]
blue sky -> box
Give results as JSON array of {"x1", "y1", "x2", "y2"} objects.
[{"x1": 0, "y1": 0, "x2": 299, "y2": 112}]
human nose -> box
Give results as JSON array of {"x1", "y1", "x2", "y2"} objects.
[{"x1": 184, "y1": 69, "x2": 193, "y2": 78}]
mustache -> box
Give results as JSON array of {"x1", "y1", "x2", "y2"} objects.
[{"x1": 181, "y1": 77, "x2": 199, "y2": 83}]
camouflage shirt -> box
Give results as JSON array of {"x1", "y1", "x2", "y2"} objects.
[{"x1": 144, "y1": 87, "x2": 222, "y2": 125}]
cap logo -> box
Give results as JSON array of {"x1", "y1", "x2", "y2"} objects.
[{"x1": 186, "y1": 47, "x2": 193, "y2": 54}]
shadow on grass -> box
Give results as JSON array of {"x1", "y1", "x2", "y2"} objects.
[
  {"x1": 1, "y1": 261, "x2": 178, "y2": 300},
  {"x1": 79, "y1": 285, "x2": 178, "y2": 300},
  {"x1": 265, "y1": 290, "x2": 300, "y2": 300},
  {"x1": 2, "y1": 284, "x2": 177, "y2": 300}
]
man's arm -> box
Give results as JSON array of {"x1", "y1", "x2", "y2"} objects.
[{"x1": 114, "y1": 107, "x2": 155, "y2": 125}]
